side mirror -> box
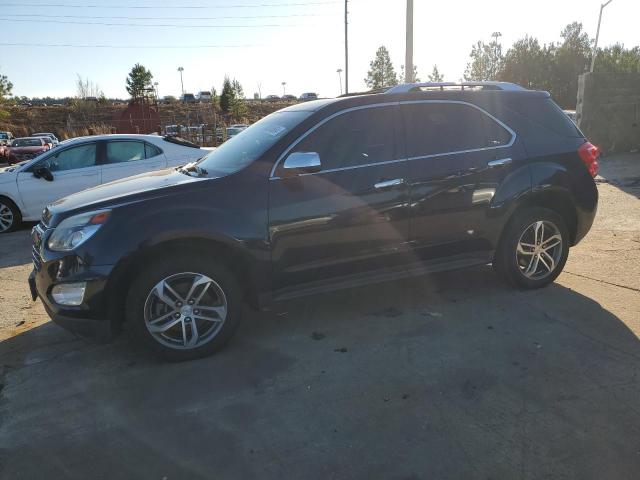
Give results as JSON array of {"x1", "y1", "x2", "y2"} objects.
[
  {"x1": 283, "y1": 152, "x2": 321, "y2": 175},
  {"x1": 33, "y1": 166, "x2": 54, "y2": 182}
]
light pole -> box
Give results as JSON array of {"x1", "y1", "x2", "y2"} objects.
[
  {"x1": 281, "y1": 81, "x2": 286, "y2": 96},
  {"x1": 590, "y1": 0, "x2": 615, "y2": 73},
  {"x1": 337, "y1": 68, "x2": 343, "y2": 95},
  {"x1": 153, "y1": 82, "x2": 159, "y2": 100},
  {"x1": 177, "y1": 67, "x2": 184, "y2": 97},
  {"x1": 405, "y1": 0, "x2": 413, "y2": 83}
]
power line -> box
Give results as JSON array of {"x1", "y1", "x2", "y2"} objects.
[
  {"x1": 2, "y1": 12, "x2": 327, "y2": 20},
  {"x1": 0, "y1": 42, "x2": 258, "y2": 48},
  {"x1": 0, "y1": 18, "x2": 298, "y2": 27},
  {"x1": 0, "y1": 1, "x2": 340, "y2": 8}
]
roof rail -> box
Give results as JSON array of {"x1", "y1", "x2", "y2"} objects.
[{"x1": 385, "y1": 81, "x2": 527, "y2": 94}]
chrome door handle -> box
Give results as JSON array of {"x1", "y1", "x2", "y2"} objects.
[
  {"x1": 487, "y1": 158, "x2": 512, "y2": 168},
  {"x1": 374, "y1": 178, "x2": 405, "y2": 190}
]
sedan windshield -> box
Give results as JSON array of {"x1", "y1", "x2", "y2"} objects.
[{"x1": 197, "y1": 110, "x2": 310, "y2": 176}]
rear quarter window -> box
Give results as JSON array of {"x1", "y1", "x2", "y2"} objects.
[{"x1": 507, "y1": 98, "x2": 582, "y2": 138}]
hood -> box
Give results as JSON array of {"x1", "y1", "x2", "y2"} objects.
[
  {"x1": 0, "y1": 165, "x2": 18, "y2": 183},
  {"x1": 48, "y1": 167, "x2": 209, "y2": 216}
]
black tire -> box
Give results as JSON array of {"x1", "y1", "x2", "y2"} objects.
[
  {"x1": 493, "y1": 207, "x2": 569, "y2": 289},
  {"x1": 126, "y1": 254, "x2": 242, "y2": 361},
  {"x1": 0, "y1": 197, "x2": 22, "y2": 234}
]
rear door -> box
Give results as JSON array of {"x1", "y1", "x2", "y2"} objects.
[
  {"x1": 269, "y1": 104, "x2": 412, "y2": 294},
  {"x1": 401, "y1": 101, "x2": 517, "y2": 261},
  {"x1": 16, "y1": 142, "x2": 100, "y2": 219},
  {"x1": 100, "y1": 140, "x2": 167, "y2": 184}
]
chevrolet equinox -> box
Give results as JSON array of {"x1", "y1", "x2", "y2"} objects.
[{"x1": 29, "y1": 82, "x2": 599, "y2": 361}]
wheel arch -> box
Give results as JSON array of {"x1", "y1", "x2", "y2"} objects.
[{"x1": 105, "y1": 236, "x2": 261, "y2": 329}]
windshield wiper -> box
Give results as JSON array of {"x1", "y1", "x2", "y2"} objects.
[{"x1": 177, "y1": 162, "x2": 208, "y2": 177}]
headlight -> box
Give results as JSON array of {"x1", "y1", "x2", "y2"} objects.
[{"x1": 48, "y1": 209, "x2": 111, "y2": 252}]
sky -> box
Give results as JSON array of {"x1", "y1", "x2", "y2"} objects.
[{"x1": 1, "y1": 0, "x2": 638, "y2": 99}]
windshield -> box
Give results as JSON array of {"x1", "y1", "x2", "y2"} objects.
[
  {"x1": 0, "y1": 133, "x2": 8, "y2": 140},
  {"x1": 198, "y1": 110, "x2": 310, "y2": 176},
  {"x1": 12, "y1": 138, "x2": 42, "y2": 147}
]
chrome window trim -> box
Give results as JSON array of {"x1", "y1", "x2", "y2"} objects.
[{"x1": 269, "y1": 100, "x2": 516, "y2": 180}]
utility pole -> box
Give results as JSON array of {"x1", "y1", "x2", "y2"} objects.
[
  {"x1": 344, "y1": 0, "x2": 349, "y2": 94},
  {"x1": 590, "y1": 0, "x2": 615, "y2": 73},
  {"x1": 405, "y1": 0, "x2": 413, "y2": 84}
]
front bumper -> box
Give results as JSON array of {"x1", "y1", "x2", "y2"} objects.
[{"x1": 29, "y1": 225, "x2": 116, "y2": 341}]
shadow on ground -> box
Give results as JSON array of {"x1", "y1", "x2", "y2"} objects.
[{"x1": 1, "y1": 266, "x2": 639, "y2": 479}]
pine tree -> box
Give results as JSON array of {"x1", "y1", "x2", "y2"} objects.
[
  {"x1": 125, "y1": 64, "x2": 153, "y2": 100},
  {"x1": 365, "y1": 46, "x2": 399, "y2": 89},
  {"x1": 428, "y1": 65, "x2": 444, "y2": 82}
]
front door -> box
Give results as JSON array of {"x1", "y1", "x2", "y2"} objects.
[
  {"x1": 100, "y1": 140, "x2": 167, "y2": 184},
  {"x1": 17, "y1": 142, "x2": 100, "y2": 220},
  {"x1": 269, "y1": 104, "x2": 411, "y2": 295}
]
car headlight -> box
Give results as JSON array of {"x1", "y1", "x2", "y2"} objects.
[{"x1": 48, "y1": 209, "x2": 111, "y2": 252}]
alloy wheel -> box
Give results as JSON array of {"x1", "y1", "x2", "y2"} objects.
[
  {"x1": 143, "y1": 272, "x2": 228, "y2": 350},
  {"x1": 516, "y1": 220, "x2": 563, "y2": 280},
  {"x1": 0, "y1": 202, "x2": 14, "y2": 232}
]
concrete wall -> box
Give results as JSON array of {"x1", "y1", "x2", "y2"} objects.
[{"x1": 576, "y1": 73, "x2": 640, "y2": 154}]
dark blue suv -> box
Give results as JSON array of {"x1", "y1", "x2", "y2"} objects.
[{"x1": 29, "y1": 82, "x2": 599, "y2": 360}]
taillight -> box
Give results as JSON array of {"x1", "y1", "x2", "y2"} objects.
[{"x1": 578, "y1": 142, "x2": 599, "y2": 177}]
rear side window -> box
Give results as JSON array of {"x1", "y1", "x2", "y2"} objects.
[
  {"x1": 145, "y1": 143, "x2": 162, "y2": 157},
  {"x1": 402, "y1": 103, "x2": 511, "y2": 157},
  {"x1": 507, "y1": 97, "x2": 582, "y2": 137},
  {"x1": 106, "y1": 141, "x2": 146, "y2": 163},
  {"x1": 289, "y1": 106, "x2": 396, "y2": 171}
]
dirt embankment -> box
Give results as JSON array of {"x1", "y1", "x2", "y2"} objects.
[{"x1": 0, "y1": 101, "x2": 288, "y2": 139}]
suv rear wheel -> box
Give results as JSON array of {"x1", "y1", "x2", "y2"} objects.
[
  {"x1": 126, "y1": 255, "x2": 242, "y2": 361},
  {"x1": 494, "y1": 207, "x2": 569, "y2": 289}
]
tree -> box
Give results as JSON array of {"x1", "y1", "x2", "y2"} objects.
[
  {"x1": 365, "y1": 46, "x2": 398, "y2": 89},
  {"x1": 499, "y1": 36, "x2": 556, "y2": 91},
  {"x1": 230, "y1": 79, "x2": 247, "y2": 117},
  {"x1": 75, "y1": 74, "x2": 103, "y2": 99},
  {"x1": 219, "y1": 76, "x2": 234, "y2": 113},
  {"x1": 464, "y1": 32, "x2": 504, "y2": 81},
  {"x1": 126, "y1": 63, "x2": 153, "y2": 100},
  {"x1": 594, "y1": 44, "x2": 640, "y2": 73},
  {"x1": 553, "y1": 22, "x2": 591, "y2": 108},
  {"x1": 0, "y1": 72, "x2": 12, "y2": 103},
  {"x1": 427, "y1": 65, "x2": 444, "y2": 82},
  {"x1": 400, "y1": 64, "x2": 420, "y2": 82}
]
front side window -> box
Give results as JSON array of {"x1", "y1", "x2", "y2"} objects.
[
  {"x1": 41, "y1": 143, "x2": 97, "y2": 172},
  {"x1": 105, "y1": 141, "x2": 146, "y2": 164},
  {"x1": 402, "y1": 103, "x2": 511, "y2": 158},
  {"x1": 288, "y1": 106, "x2": 396, "y2": 171}
]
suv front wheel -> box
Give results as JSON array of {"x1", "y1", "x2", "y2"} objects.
[
  {"x1": 126, "y1": 254, "x2": 242, "y2": 361},
  {"x1": 494, "y1": 207, "x2": 569, "y2": 289}
]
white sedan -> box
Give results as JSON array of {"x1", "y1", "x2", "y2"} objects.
[{"x1": 0, "y1": 134, "x2": 211, "y2": 232}]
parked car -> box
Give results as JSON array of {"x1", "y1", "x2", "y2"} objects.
[
  {"x1": 0, "y1": 134, "x2": 209, "y2": 233},
  {"x1": 563, "y1": 109, "x2": 577, "y2": 125},
  {"x1": 28, "y1": 81, "x2": 599, "y2": 361},
  {"x1": 299, "y1": 92, "x2": 318, "y2": 102},
  {"x1": 265, "y1": 95, "x2": 280, "y2": 102},
  {"x1": 0, "y1": 131, "x2": 14, "y2": 146},
  {"x1": 8, "y1": 137, "x2": 50, "y2": 165},
  {"x1": 282, "y1": 94, "x2": 297, "y2": 102},
  {"x1": 32, "y1": 132, "x2": 60, "y2": 146},
  {"x1": 180, "y1": 93, "x2": 197, "y2": 104},
  {"x1": 196, "y1": 91, "x2": 212, "y2": 102}
]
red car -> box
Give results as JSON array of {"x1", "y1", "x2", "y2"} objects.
[{"x1": 7, "y1": 137, "x2": 50, "y2": 165}]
